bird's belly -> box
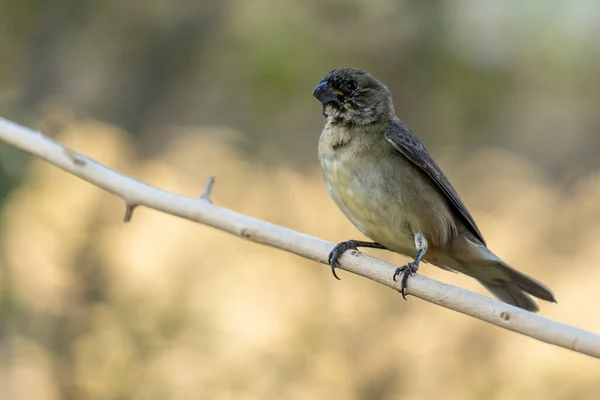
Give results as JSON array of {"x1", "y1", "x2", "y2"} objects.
[{"x1": 321, "y1": 156, "x2": 417, "y2": 257}]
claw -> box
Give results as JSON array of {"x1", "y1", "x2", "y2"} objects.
[
  {"x1": 329, "y1": 248, "x2": 342, "y2": 280},
  {"x1": 392, "y1": 234, "x2": 428, "y2": 300},
  {"x1": 328, "y1": 240, "x2": 386, "y2": 280},
  {"x1": 393, "y1": 261, "x2": 419, "y2": 300},
  {"x1": 328, "y1": 240, "x2": 358, "y2": 280},
  {"x1": 331, "y1": 265, "x2": 341, "y2": 280}
]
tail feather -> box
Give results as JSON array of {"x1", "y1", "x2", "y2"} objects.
[
  {"x1": 479, "y1": 281, "x2": 540, "y2": 312},
  {"x1": 501, "y1": 265, "x2": 556, "y2": 303},
  {"x1": 451, "y1": 239, "x2": 557, "y2": 312},
  {"x1": 472, "y1": 261, "x2": 556, "y2": 312}
]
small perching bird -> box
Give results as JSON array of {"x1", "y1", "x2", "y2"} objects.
[{"x1": 313, "y1": 67, "x2": 556, "y2": 312}]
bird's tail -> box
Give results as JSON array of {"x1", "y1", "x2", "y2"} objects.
[
  {"x1": 478, "y1": 276, "x2": 552, "y2": 312},
  {"x1": 450, "y1": 241, "x2": 556, "y2": 312}
]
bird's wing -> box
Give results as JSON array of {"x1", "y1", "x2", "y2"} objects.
[{"x1": 385, "y1": 119, "x2": 486, "y2": 245}]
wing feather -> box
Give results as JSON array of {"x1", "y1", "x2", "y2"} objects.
[{"x1": 385, "y1": 119, "x2": 486, "y2": 245}]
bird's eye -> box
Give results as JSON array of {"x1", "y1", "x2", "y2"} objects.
[{"x1": 345, "y1": 80, "x2": 358, "y2": 91}]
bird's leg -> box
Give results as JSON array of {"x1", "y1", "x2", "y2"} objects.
[
  {"x1": 393, "y1": 233, "x2": 428, "y2": 300},
  {"x1": 328, "y1": 240, "x2": 386, "y2": 280}
]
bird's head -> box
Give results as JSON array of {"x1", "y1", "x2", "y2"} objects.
[{"x1": 312, "y1": 68, "x2": 394, "y2": 127}]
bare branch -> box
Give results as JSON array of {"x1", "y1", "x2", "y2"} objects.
[
  {"x1": 200, "y1": 176, "x2": 215, "y2": 203},
  {"x1": 63, "y1": 147, "x2": 87, "y2": 166},
  {"x1": 1, "y1": 116, "x2": 599, "y2": 358}
]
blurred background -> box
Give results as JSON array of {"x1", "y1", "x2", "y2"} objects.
[{"x1": 1, "y1": 0, "x2": 600, "y2": 399}]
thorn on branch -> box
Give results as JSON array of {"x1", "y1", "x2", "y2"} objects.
[
  {"x1": 200, "y1": 176, "x2": 215, "y2": 203},
  {"x1": 63, "y1": 148, "x2": 87, "y2": 166},
  {"x1": 123, "y1": 202, "x2": 138, "y2": 223}
]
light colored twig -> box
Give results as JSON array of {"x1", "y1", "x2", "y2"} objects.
[
  {"x1": 0, "y1": 116, "x2": 599, "y2": 358},
  {"x1": 200, "y1": 176, "x2": 215, "y2": 203}
]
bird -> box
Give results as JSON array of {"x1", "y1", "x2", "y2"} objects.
[{"x1": 312, "y1": 67, "x2": 556, "y2": 312}]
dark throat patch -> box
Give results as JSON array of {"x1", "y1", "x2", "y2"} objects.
[{"x1": 332, "y1": 136, "x2": 352, "y2": 151}]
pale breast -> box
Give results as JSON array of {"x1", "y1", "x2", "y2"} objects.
[{"x1": 318, "y1": 126, "x2": 419, "y2": 256}]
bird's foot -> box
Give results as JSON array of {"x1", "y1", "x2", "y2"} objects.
[
  {"x1": 393, "y1": 260, "x2": 420, "y2": 300},
  {"x1": 328, "y1": 240, "x2": 385, "y2": 280}
]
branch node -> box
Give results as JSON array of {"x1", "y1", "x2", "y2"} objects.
[
  {"x1": 200, "y1": 176, "x2": 216, "y2": 203},
  {"x1": 123, "y1": 202, "x2": 138, "y2": 223},
  {"x1": 240, "y1": 228, "x2": 251, "y2": 238},
  {"x1": 63, "y1": 148, "x2": 87, "y2": 166}
]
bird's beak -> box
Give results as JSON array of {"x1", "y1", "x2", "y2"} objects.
[{"x1": 312, "y1": 82, "x2": 342, "y2": 105}]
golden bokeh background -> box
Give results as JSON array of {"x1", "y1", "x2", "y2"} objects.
[
  {"x1": 1, "y1": 1, "x2": 600, "y2": 399},
  {"x1": 2, "y1": 122, "x2": 600, "y2": 399}
]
